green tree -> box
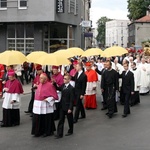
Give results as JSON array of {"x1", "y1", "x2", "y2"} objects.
[
  {"x1": 96, "y1": 16, "x2": 112, "y2": 46},
  {"x1": 127, "y1": 0, "x2": 150, "y2": 21}
]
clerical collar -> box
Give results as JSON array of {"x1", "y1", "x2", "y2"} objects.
[
  {"x1": 65, "y1": 83, "x2": 69, "y2": 88},
  {"x1": 108, "y1": 68, "x2": 112, "y2": 71}
]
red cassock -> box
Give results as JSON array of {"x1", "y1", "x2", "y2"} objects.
[{"x1": 84, "y1": 69, "x2": 98, "y2": 109}]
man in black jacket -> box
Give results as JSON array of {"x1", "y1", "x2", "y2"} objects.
[
  {"x1": 121, "y1": 63, "x2": 134, "y2": 118},
  {"x1": 74, "y1": 63, "x2": 87, "y2": 123},
  {"x1": 101, "y1": 61, "x2": 119, "y2": 118},
  {"x1": 56, "y1": 75, "x2": 74, "y2": 139}
]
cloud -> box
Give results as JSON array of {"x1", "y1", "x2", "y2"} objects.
[{"x1": 90, "y1": 0, "x2": 128, "y2": 27}]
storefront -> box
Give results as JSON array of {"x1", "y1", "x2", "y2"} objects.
[{"x1": 6, "y1": 22, "x2": 75, "y2": 54}]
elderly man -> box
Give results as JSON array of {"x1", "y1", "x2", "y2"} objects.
[
  {"x1": 1, "y1": 69, "x2": 23, "y2": 127},
  {"x1": 31, "y1": 73, "x2": 58, "y2": 137}
]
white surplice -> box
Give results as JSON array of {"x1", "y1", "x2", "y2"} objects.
[
  {"x1": 138, "y1": 63, "x2": 150, "y2": 94},
  {"x1": 131, "y1": 68, "x2": 141, "y2": 91},
  {"x1": 85, "y1": 82, "x2": 97, "y2": 95},
  {"x1": 33, "y1": 97, "x2": 55, "y2": 115},
  {"x1": 2, "y1": 93, "x2": 21, "y2": 109}
]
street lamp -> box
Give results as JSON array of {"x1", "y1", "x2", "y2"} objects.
[{"x1": 121, "y1": 22, "x2": 124, "y2": 47}]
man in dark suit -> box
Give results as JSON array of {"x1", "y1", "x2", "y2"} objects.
[
  {"x1": 73, "y1": 63, "x2": 87, "y2": 123},
  {"x1": 121, "y1": 63, "x2": 134, "y2": 118},
  {"x1": 55, "y1": 75, "x2": 74, "y2": 139}
]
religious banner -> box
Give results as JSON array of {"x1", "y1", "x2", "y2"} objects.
[{"x1": 56, "y1": 0, "x2": 64, "y2": 13}]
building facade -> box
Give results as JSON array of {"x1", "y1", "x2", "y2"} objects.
[
  {"x1": 0, "y1": 0, "x2": 91, "y2": 54},
  {"x1": 128, "y1": 11, "x2": 150, "y2": 47},
  {"x1": 105, "y1": 20, "x2": 130, "y2": 48}
]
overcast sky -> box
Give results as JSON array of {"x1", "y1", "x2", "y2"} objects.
[{"x1": 90, "y1": 0, "x2": 128, "y2": 27}]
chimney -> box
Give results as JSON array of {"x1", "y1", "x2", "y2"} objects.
[
  {"x1": 147, "y1": 5, "x2": 150, "y2": 16},
  {"x1": 146, "y1": 10, "x2": 150, "y2": 16}
]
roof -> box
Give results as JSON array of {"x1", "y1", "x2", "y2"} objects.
[{"x1": 135, "y1": 15, "x2": 150, "y2": 23}]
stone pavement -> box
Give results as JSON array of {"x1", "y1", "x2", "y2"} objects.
[
  {"x1": 22, "y1": 83, "x2": 32, "y2": 95},
  {"x1": 1, "y1": 94, "x2": 150, "y2": 150}
]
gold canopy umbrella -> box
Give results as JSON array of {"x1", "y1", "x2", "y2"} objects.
[
  {"x1": 67, "y1": 47, "x2": 84, "y2": 56},
  {"x1": 101, "y1": 46, "x2": 128, "y2": 57},
  {"x1": 26, "y1": 51, "x2": 47, "y2": 63},
  {"x1": 35, "y1": 53, "x2": 70, "y2": 66},
  {"x1": 81, "y1": 48, "x2": 103, "y2": 57},
  {"x1": 54, "y1": 49, "x2": 74, "y2": 58},
  {"x1": 0, "y1": 50, "x2": 27, "y2": 66}
]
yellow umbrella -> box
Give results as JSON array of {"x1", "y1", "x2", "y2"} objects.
[
  {"x1": 67, "y1": 47, "x2": 83, "y2": 56},
  {"x1": 35, "y1": 53, "x2": 70, "y2": 66},
  {"x1": 81, "y1": 48, "x2": 103, "y2": 57},
  {"x1": 26, "y1": 51, "x2": 47, "y2": 63},
  {"x1": 101, "y1": 46, "x2": 128, "y2": 57},
  {"x1": 54, "y1": 49, "x2": 74, "y2": 58},
  {"x1": 0, "y1": 50, "x2": 27, "y2": 66}
]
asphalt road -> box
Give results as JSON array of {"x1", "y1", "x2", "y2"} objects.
[{"x1": 0, "y1": 94, "x2": 150, "y2": 150}]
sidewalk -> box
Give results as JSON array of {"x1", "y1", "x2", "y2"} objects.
[{"x1": 22, "y1": 83, "x2": 32, "y2": 95}]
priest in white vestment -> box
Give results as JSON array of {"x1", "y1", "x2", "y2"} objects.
[{"x1": 138, "y1": 58, "x2": 150, "y2": 95}]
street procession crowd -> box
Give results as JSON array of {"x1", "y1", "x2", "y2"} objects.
[{"x1": 0, "y1": 47, "x2": 150, "y2": 139}]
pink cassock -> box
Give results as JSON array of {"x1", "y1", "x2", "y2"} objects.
[
  {"x1": 51, "y1": 72, "x2": 64, "y2": 87},
  {"x1": 5, "y1": 79, "x2": 24, "y2": 94},
  {"x1": 70, "y1": 68, "x2": 77, "y2": 77},
  {"x1": 33, "y1": 75, "x2": 40, "y2": 85},
  {"x1": 35, "y1": 81, "x2": 58, "y2": 101}
]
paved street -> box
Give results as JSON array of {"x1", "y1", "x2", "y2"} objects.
[{"x1": 0, "y1": 92, "x2": 150, "y2": 150}]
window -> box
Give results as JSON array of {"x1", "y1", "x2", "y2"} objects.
[
  {"x1": 7, "y1": 23, "x2": 34, "y2": 54},
  {"x1": 68, "y1": 0, "x2": 78, "y2": 15},
  {"x1": 18, "y1": 0, "x2": 27, "y2": 9},
  {"x1": 0, "y1": 0, "x2": 7, "y2": 9},
  {"x1": 43, "y1": 23, "x2": 75, "y2": 53}
]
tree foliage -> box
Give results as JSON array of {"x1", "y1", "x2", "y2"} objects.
[
  {"x1": 127, "y1": 0, "x2": 150, "y2": 21},
  {"x1": 96, "y1": 16, "x2": 112, "y2": 46}
]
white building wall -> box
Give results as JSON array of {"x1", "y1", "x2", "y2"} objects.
[{"x1": 106, "y1": 20, "x2": 130, "y2": 47}]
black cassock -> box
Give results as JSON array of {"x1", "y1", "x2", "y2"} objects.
[
  {"x1": 3, "y1": 108, "x2": 20, "y2": 127},
  {"x1": 31, "y1": 113, "x2": 55, "y2": 137},
  {"x1": 101, "y1": 69, "x2": 119, "y2": 115}
]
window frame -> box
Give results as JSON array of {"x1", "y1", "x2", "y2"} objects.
[
  {"x1": 18, "y1": 0, "x2": 27, "y2": 10},
  {"x1": 0, "y1": 0, "x2": 7, "y2": 10}
]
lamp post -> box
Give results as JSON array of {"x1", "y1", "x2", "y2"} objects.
[{"x1": 121, "y1": 22, "x2": 124, "y2": 47}]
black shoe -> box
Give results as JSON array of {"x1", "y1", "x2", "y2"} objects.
[
  {"x1": 43, "y1": 134, "x2": 48, "y2": 137},
  {"x1": 24, "y1": 111, "x2": 30, "y2": 113},
  {"x1": 101, "y1": 107, "x2": 107, "y2": 110},
  {"x1": 78, "y1": 116, "x2": 86, "y2": 119},
  {"x1": 105, "y1": 112, "x2": 109, "y2": 115},
  {"x1": 108, "y1": 114, "x2": 113, "y2": 118},
  {"x1": 55, "y1": 135, "x2": 63, "y2": 139},
  {"x1": 122, "y1": 114, "x2": 127, "y2": 118},
  {"x1": 33, "y1": 134, "x2": 41, "y2": 137},
  {"x1": 73, "y1": 120, "x2": 78, "y2": 124},
  {"x1": 65, "y1": 133, "x2": 73, "y2": 136},
  {"x1": 30, "y1": 114, "x2": 33, "y2": 117},
  {"x1": 1, "y1": 124, "x2": 6, "y2": 127}
]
